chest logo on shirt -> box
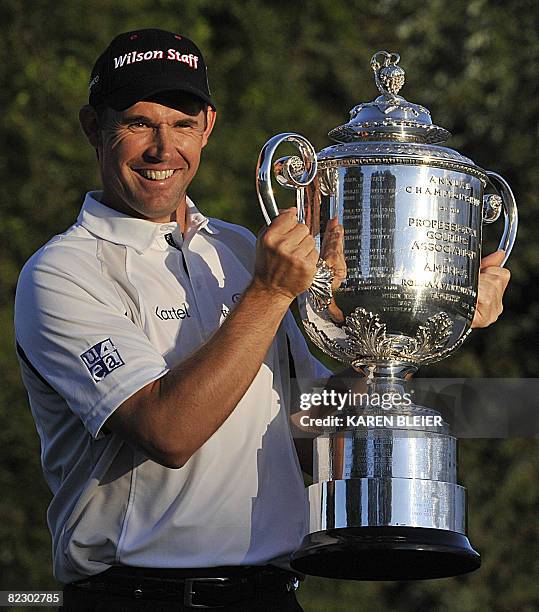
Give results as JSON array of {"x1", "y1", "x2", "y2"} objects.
[
  {"x1": 154, "y1": 302, "x2": 191, "y2": 321},
  {"x1": 80, "y1": 339, "x2": 125, "y2": 382}
]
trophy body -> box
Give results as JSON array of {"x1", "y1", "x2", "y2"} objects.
[
  {"x1": 300, "y1": 158, "x2": 484, "y2": 367},
  {"x1": 256, "y1": 52, "x2": 517, "y2": 580}
]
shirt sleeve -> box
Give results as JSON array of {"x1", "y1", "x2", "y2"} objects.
[{"x1": 15, "y1": 245, "x2": 169, "y2": 439}]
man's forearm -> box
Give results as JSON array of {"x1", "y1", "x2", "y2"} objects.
[{"x1": 118, "y1": 281, "x2": 292, "y2": 467}]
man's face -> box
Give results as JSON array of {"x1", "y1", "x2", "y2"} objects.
[{"x1": 93, "y1": 93, "x2": 215, "y2": 223}]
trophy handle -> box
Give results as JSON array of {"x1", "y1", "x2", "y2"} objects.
[
  {"x1": 483, "y1": 171, "x2": 518, "y2": 266},
  {"x1": 256, "y1": 132, "x2": 318, "y2": 223},
  {"x1": 256, "y1": 133, "x2": 334, "y2": 310}
]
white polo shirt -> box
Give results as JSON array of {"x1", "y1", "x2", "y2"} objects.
[{"x1": 15, "y1": 192, "x2": 330, "y2": 584}]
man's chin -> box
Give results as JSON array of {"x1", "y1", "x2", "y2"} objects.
[{"x1": 126, "y1": 197, "x2": 184, "y2": 223}]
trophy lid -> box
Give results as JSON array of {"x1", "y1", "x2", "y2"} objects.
[{"x1": 328, "y1": 51, "x2": 451, "y2": 144}]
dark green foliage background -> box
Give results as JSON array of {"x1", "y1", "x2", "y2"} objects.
[{"x1": 1, "y1": 1, "x2": 537, "y2": 610}]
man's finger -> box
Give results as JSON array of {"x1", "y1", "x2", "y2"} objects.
[
  {"x1": 268, "y1": 207, "x2": 299, "y2": 233},
  {"x1": 278, "y1": 223, "x2": 311, "y2": 249},
  {"x1": 258, "y1": 207, "x2": 299, "y2": 237},
  {"x1": 325, "y1": 217, "x2": 340, "y2": 230},
  {"x1": 480, "y1": 249, "x2": 505, "y2": 269},
  {"x1": 480, "y1": 266, "x2": 511, "y2": 289},
  {"x1": 295, "y1": 233, "x2": 318, "y2": 258}
]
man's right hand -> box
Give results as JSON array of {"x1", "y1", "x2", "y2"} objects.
[{"x1": 252, "y1": 208, "x2": 319, "y2": 301}]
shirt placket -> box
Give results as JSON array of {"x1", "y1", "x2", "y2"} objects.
[
  {"x1": 163, "y1": 229, "x2": 207, "y2": 345},
  {"x1": 181, "y1": 234, "x2": 219, "y2": 341}
]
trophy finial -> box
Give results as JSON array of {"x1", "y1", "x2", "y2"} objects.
[
  {"x1": 371, "y1": 51, "x2": 405, "y2": 98},
  {"x1": 329, "y1": 49, "x2": 450, "y2": 143}
]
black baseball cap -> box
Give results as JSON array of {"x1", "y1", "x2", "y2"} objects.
[{"x1": 88, "y1": 29, "x2": 215, "y2": 111}]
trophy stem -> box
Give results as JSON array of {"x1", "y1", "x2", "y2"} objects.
[{"x1": 352, "y1": 362, "x2": 418, "y2": 380}]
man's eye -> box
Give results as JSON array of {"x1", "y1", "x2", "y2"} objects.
[
  {"x1": 174, "y1": 122, "x2": 197, "y2": 129},
  {"x1": 129, "y1": 122, "x2": 150, "y2": 130}
]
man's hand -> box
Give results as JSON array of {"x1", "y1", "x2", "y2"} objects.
[
  {"x1": 320, "y1": 217, "x2": 347, "y2": 292},
  {"x1": 253, "y1": 208, "x2": 319, "y2": 301},
  {"x1": 319, "y1": 217, "x2": 347, "y2": 324},
  {"x1": 471, "y1": 250, "x2": 511, "y2": 328}
]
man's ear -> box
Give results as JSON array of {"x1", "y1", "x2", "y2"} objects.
[
  {"x1": 79, "y1": 105, "x2": 101, "y2": 148},
  {"x1": 201, "y1": 107, "x2": 217, "y2": 148}
]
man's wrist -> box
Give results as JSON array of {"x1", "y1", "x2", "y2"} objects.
[{"x1": 245, "y1": 279, "x2": 294, "y2": 311}]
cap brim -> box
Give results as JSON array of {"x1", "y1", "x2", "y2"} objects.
[{"x1": 104, "y1": 76, "x2": 215, "y2": 111}]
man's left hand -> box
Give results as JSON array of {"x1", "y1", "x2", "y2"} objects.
[{"x1": 471, "y1": 250, "x2": 511, "y2": 328}]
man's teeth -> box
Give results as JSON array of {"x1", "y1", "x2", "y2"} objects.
[{"x1": 138, "y1": 169, "x2": 175, "y2": 180}]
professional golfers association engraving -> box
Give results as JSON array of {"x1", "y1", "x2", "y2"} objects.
[{"x1": 256, "y1": 51, "x2": 517, "y2": 580}]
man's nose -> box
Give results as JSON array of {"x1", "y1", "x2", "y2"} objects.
[{"x1": 145, "y1": 125, "x2": 176, "y2": 161}]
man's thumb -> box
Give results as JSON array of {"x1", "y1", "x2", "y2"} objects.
[{"x1": 480, "y1": 249, "x2": 505, "y2": 269}]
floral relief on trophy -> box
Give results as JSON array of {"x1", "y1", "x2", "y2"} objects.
[
  {"x1": 302, "y1": 308, "x2": 454, "y2": 367},
  {"x1": 343, "y1": 308, "x2": 454, "y2": 365},
  {"x1": 301, "y1": 320, "x2": 354, "y2": 364}
]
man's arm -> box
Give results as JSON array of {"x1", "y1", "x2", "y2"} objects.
[{"x1": 105, "y1": 208, "x2": 319, "y2": 468}]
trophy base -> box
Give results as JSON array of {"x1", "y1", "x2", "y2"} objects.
[{"x1": 290, "y1": 527, "x2": 481, "y2": 580}]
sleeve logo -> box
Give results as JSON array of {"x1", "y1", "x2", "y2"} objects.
[{"x1": 80, "y1": 339, "x2": 125, "y2": 382}]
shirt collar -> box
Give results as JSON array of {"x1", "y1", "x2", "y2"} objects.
[{"x1": 78, "y1": 191, "x2": 218, "y2": 252}]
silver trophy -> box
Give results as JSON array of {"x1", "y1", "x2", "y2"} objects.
[{"x1": 256, "y1": 51, "x2": 517, "y2": 580}]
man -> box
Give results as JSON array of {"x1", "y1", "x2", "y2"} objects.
[{"x1": 14, "y1": 29, "x2": 510, "y2": 611}]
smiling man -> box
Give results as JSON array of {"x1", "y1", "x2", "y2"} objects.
[
  {"x1": 82, "y1": 92, "x2": 214, "y2": 225},
  {"x1": 14, "y1": 28, "x2": 510, "y2": 612},
  {"x1": 15, "y1": 29, "x2": 325, "y2": 611}
]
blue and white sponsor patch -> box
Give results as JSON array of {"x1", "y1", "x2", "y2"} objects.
[{"x1": 80, "y1": 339, "x2": 125, "y2": 382}]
